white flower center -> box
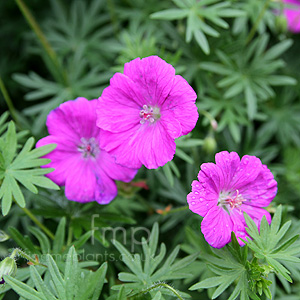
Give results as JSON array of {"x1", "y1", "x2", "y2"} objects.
[
  {"x1": 218, "y1": 190, "x2": 246, "y2": 212},
  {"x1": 139, "y1": 105, "x2": 161, "y2": 124},
  {"x1": 77, "y1": 137, "x2": 100, "y2": 159}
]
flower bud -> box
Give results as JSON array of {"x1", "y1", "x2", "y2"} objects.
[
  {"x1": 0, "y1": 257, "x2": 17, "y2": 284},
  {"x1": 275, "y1": 15, "x2": 288, "y2": 34},
  {"x1": 203, "y1": 136, "x2": 217, "y2": 153}
]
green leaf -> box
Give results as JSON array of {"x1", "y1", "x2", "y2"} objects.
[
  {"x1": 4, "y1": 275, "x2": 46, "y2": 300},
  {"x1": 65, "y1": 247, "x2": 78, "y2": 299},
  {"x1": 46, "y1": 254, "x2": 66, "y2": 300},
  {"x1": 30, "y1": 267, "x2": 57, "y2": 300},
  {"x1": 2, "y1": 121, "x2": 17, "y2": 166},
  {"x1": 52, "y1": 217, "x2": 66, "y2": 253},
  {"x1": 194, "y1": 29, "x2": 210, "y2": 54},
  {"x1": 29, "y1": 226, "x2": 51, "y2": 253},
  {"x1": 151, "y1": 9, "x2": 189, "y2": 20}
]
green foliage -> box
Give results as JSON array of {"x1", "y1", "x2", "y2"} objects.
[
  {"x1": 110, "y1": 223, "x2": 198, "y2": 299},
  {"x1": 185, "y1": 206, "x2": 300, "y2": 300},
  {"x1": 1, "y1": 0, "x2": 300, "y2": 299},
  {"x1": 0, "y1": 121, "x2": 58, "y2": 216},
  {"x1": 244, "y1": 206, "x2": 300, "y2": 283},
  {"x1": 151, "y1": 0, "x2": 244, "y2": 54},
  {"x1": 232, "y1": 0, "x2": 281, "y2": 35},
  {"x1": 200, "y1": 34, "x2": 296, "y2": 119},
  {"x1": 4, "y1": 246, "x2": 107, "y2": 300}
]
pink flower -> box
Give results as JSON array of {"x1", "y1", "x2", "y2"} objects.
[
  {"x1": 187, "y1": 151, "x2": 277, "y2": 248},
  {"x1": 283, "y1": 0, "x2": 300, "y2": 33},
  {"x1": 36, "y1": 98, "x2": 137, "y2": 204},
  {"x1": 96, "y1": 56, "x2": 198, "y2": 169}
]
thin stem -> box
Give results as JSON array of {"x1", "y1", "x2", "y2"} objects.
[
  {"x1": 160, "y1": 205, "x2": 189, "y2": 216},
  {"x1": 10, "y1": 249, "x2": 47, "y2": 268},
  {"x1": 0, "y1": 77, "x2": 19, "y2": 125},
  {"x1": 15, "y1": 0, "x2": 68, "y2": 85},
  {"x1": 67, "y1": 226, "x2": 73, "y2": 246},
  {"x1": 15, "y1": 201, "x2": 55, "y2": 240},
  {"x1": 246, "y1": 0, "x2": 271, "y2": 45},
  {"x1": 128, "y1": 282, "x2": 184, "y2": 300}
]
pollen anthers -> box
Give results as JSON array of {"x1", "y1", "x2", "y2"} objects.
[
  {"x1": 219, "y1": 190, "x2": 246, "y2": 211},
  {"x1": 77, "y1": 137, "x2": 100, "y2": 159},
  {"x1": 139, "y1": 104, "x2": 160, "y2": 124}
]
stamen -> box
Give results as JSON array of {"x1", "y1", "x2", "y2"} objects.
[
  {"x1": 139, "y1": 105, "x2": 160, "y2": 124},
  {"x1": 77, "y1": 137, "x2": 100, "y2": 159},
  {"x1": 218, "y1": 189, "x2": 246, "y2": 212}
]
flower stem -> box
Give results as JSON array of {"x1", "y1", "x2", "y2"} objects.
[
  {"x1": 15, "y1": 0, "x2": 68, "y2": 85},
  {"x1": 10, "y1": 249, "x2": 47, "y2": 268},
  {"x1": 246, "y1": 0, "x2": 271, "y2": 45},
  {"x1": 15, "y1": 201, "x2": 55, "y2": 240},
  {"x1": 0, "y1": 77, "x2": 19, "y2": 126},
  {"x1": 128, "y1": 282, "x2": 184, "y2": 300},
  {"x1": 160, "y1": 205, "x2": 189, "y2": 216}
]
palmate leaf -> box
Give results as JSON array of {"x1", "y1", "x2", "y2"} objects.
[
  {"x1": 4, "y1": 247, "x2": 107, "y2": 300},
  {"x1": 232, "y1": 0, "x2": 280, "y2": 35},
  {"x1": 244, "y1": 206, "x2": 300, "y2": 283},
  {"x1": 110, "y1": 223, "x2": 198, "y2": 299},
  {"x1": 189, "y1": 233, "x2": 257, "y2": 300},
  {"x1": 0, "y1": 121, "x2": 59, "y2": 215},
  {"x1": 200, "y1": 34, "x2": 296, "y2": 119},
  {"x1": 151, "y1": 0, "x2": 244, "y2": 54}
]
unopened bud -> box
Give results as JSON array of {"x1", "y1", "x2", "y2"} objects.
[
  {"x1": 210, "y1": 119, "x2": 218, "y2": 131},
  {"x1": 0, "y1": 257, "x2": 17, "y2": 284},
  {"x1": 203, "y1": 136, "x2": 217, "y2": 153},
  {"x1": 275, "y1": 15, "x2": 288, "y2": 34}
]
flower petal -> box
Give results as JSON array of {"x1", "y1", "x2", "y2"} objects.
[
  {"x1": 96, "y1": 150, "x2": 138, "y2": 182},
  {"x1": 100, "y1": 122, "x2": 176, "y2": 169},
  {"x1": 230, "y1": 155, "x2": 263, "y2": 190},
  {"x1": 238, "y1": 164, "x2": 277, "y2": 207},
  {"x1": 97, "y1": 74, "x2": 144, "y2": 133},
  {"x1": 65, "y1": 160, "x2": 97, "y2": 203},
  {"x1": 201, "y1": 206, "x2": 233, "y2": 248},
  {"x1": 215, "y1": 151, "x2": 240, "y2": 191},
  {"x1": 162, "y1": 75, "x2": 198, "y2": 135},
  {"x1": 187, "y1": 180, "x2": 217, "y2": 217},
  {"x1": 36, "y1": 135, "x2": 79, "y2": 185},
  {"x1": 123, "y1": 56, "x2": 175, "y2": 106},
  {"x1": 47, "y1": 98, "x2": 99, "y2": 139}
]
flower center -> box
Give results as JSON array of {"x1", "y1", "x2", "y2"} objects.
[
  {"x1": 77, "y1": 137, "x2": 100, "y2": 159},
  {"x1": 218, "y1": 190, "x2": 246, "y2": 212},
  {"x1": 139, "y1": 105, "x2": 160, "y2": 124}
]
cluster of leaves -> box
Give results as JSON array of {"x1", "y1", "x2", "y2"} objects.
[
  {"x1": 0, "y1": 116, "x2": 58, "y2": 215},
  {"x1": 1, "y1": 0, "x2": 300, "y2": 299},
  {"x1": 4, "y1": 246, "x2": 107, "y2": 300},
  {"x1": 183, "y1": 206, "x2": 300, "y2": 300}
]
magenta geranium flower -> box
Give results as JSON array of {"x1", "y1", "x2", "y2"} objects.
[
  {"x1": 187, "y1": 151, "x2": 277, "y2": 248},
  {"x1": 283, "y1": 0, "x2": 300, "y2": 33},
  {"x1": 36, "y1": 98, "x2": 137, "y2": 204},
  {"x1": 96, "y1": 56, "x2": 198, "y2": 169}
]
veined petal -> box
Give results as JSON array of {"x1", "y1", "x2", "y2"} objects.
[
  {"x1": 230, "y1": 155, "x2": 263, "y2": 190},
  {"x1": 215, "y1": 151, "x2": 240, "y2": 191},
  {"x1": 123, "y1": 56, "x2": 175, "y2": 106},
  {"x1": 47, "y1": 98, "x2": 99, "y2": 139},
  {"x1": 97, "y1": 74, "x2": 143, "y2": 133},
  {"x1": 36, "y1": 135, "x2": 79, "y2": 185},
  {"x1": 238, "y1": 164, "x2": 277, "y2": 207},
  {"x1": 162, "y1": 75, "x2": 198, "y2": 135},
  {"x1": 201, "y1": 206, "x2": 233, "y2": 248},
  {"x1": 187, "y1": 181, "x2": 217, "y2": 217},
  {"x1": 96, "y1": 150, "x2": 138, "y2": 182},
  {"x1": 65, "y1": 160, "x2": 98, "y2": 203},
  {"x1": 94, "y1": 170, "x2": 118, "y2": 204}
]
